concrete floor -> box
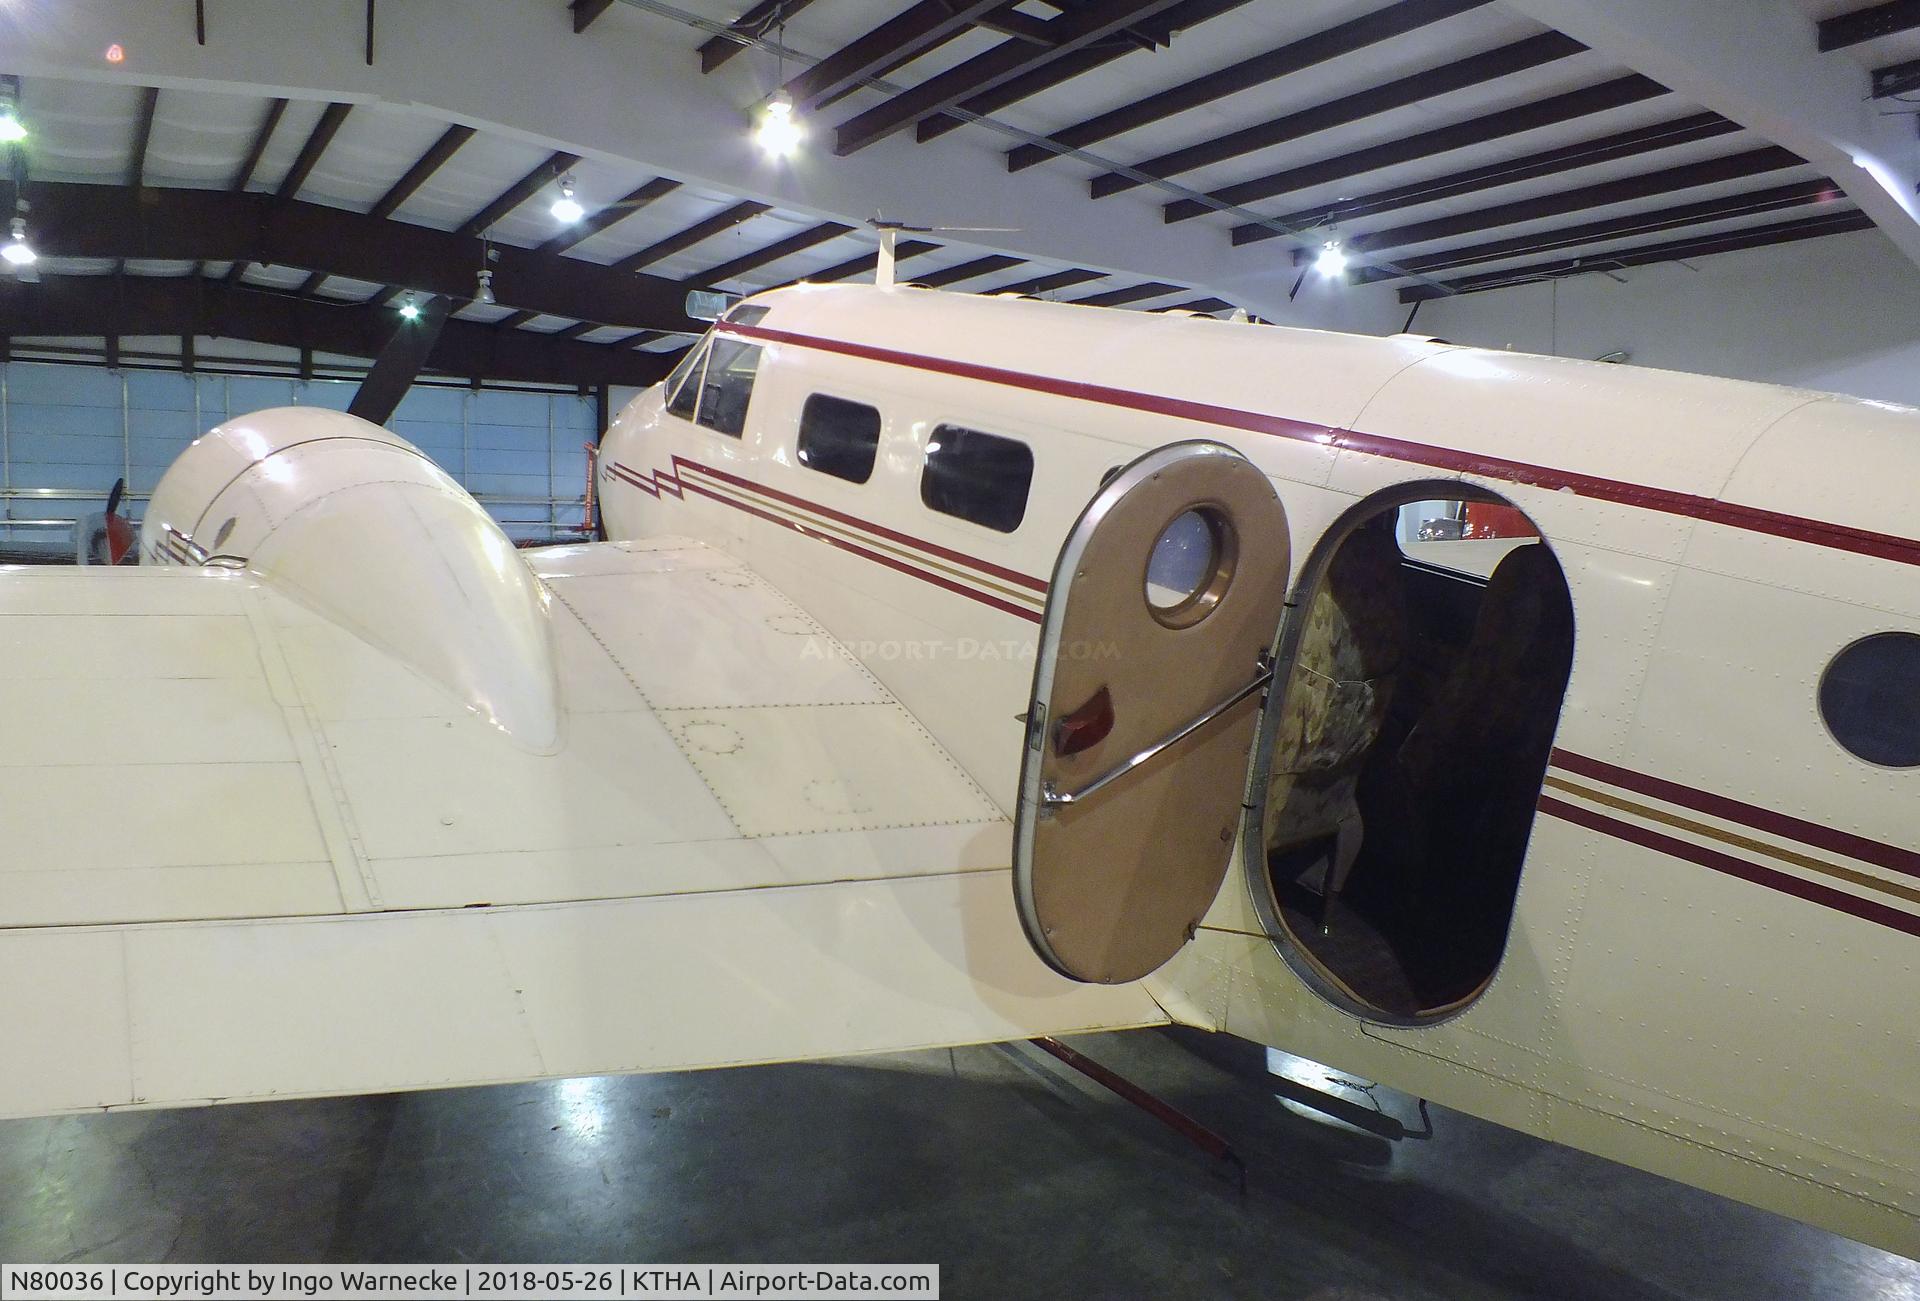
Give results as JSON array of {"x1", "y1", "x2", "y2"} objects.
[{"x1": 0, "y1": 1027, "x2": 1913, "y2": 1299}]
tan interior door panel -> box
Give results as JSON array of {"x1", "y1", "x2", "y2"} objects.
[{"x1": 1014, "y1": 442, "x2": 1291, "y2": 983}]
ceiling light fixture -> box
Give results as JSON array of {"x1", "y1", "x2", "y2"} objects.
[
  {"x1": 0, "y1": 97, "x2": 25, "y2": 144},
  {"x1": 475, "y1": 267, "x2": 495, "y2": 305},
  {"x1": 550, "y1": 175, "x2": 584, "y2": 224},
  {"x1": 755, "y1": 89, "x2": 802, "y2": 158},
  {"x1": 1314, "y1": 239, "x2": 1349, "y2": 278},
  {"x1": 2, "y1": 214, "x2": 35, "y2": 268},
  {"x1": 398, "y1": 293, "x2": 421, "y2": 321}
]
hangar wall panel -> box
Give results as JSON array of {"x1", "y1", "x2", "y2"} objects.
[
  {"x1": 0, "y1": 361, "x2": 597, "y2": 549},
  {"x1": 1415, "y1": 229, "x2": 1920, "y2": 407}
]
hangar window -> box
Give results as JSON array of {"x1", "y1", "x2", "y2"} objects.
[
  {"x1": 797, "y1": 395, "x2": 881, "y2": 484},
  {"x1": 664, "y1": 338, "x2": 708, "y2": 420},
  {"x1": 694, "y1": 337, "x2": 763, "y2": 437},
  {"x1": 1820, "y1": 632, "x2": 1920, "y2": 768},
  {"x1": 921, "y1": 425, "x2": 1033, "y2": 534}
]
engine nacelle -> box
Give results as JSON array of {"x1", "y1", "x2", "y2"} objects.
[{"x1": 144, "y1": 407, "x2": 560, "y2": 749}]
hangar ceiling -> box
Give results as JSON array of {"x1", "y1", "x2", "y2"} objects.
[{"x1": 0, "y1": 0, "x2": 1911, "y2": 385}]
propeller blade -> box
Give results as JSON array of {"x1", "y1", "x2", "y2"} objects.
[{"x1": 348, "y1": 294, "x2": 451, "y2": 426}]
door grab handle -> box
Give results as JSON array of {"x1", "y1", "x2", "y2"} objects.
[{"x1": 1041, "y1": 658, "x2": 1273, "y2": 810}]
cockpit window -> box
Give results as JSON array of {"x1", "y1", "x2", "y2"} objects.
[
  {"x1": 725, "y1": 304, "x2": 771, "y2": 327},
  {"x1": 694, "y1": 337, "x2": 763, "y2": 437},
  {"x1": 1820, "y1": 632, "x2": 1920, "y2": 768},
  {"x1": 664, "y1": 337, "x2": 710, "y2": 420}
]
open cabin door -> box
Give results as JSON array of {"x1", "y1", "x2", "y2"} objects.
[{"x1": 1015, "y1": 442, "x2": 1291, "y2": 984}]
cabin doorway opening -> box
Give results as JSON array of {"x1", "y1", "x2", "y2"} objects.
[{"x1": 1251, "y1": 486, "x2": 1574, "y2": 1022}]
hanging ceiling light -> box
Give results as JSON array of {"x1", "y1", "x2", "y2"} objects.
[
  {"x1": 398, "y1": 293, "x2": 421, "y2": 321},
  {"x1": 550, "y1": 175, "x2": 584, "y2": 224},
  {"x1": 1314, "y1": 238, "x2": 1349, "y2": 278},
  {"x1": 755, "y1": 88, "x2": 802, "y2": 158},
  {"x1": 475, "y1": 267, "x2": 495, "y2": 305},
  {"x1": 2, "y1": 215, "x2": 35, "y2": 267}
]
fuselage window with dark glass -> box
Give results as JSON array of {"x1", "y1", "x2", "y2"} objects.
[
  {"x1": 920, "y1": 425, "x2": 1034, "y2": 534},
  {"x1": 797, "y1": 394, "x2": 882, "y2": 484}
]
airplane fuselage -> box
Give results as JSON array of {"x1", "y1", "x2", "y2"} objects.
[{"x1": 598, "y1": 284, "x2": 1920, "y2": 1253}]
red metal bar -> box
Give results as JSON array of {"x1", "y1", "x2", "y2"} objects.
[{"x1": 1032, "y1": 1037, "x2": 1246, "y2": 1190}]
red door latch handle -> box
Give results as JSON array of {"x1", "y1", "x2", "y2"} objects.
[{"x1": 1052, "y1": 685, "x2": 1115, "y2": 757}]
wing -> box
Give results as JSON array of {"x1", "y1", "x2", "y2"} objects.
[{"x1": 0, "y1": 540, "x2": 1160, "y2": 1117}]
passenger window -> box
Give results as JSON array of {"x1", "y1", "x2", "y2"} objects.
[
  {"x1": 797, "y1": 394, "x2": 881, "y2": 484},
  {"x1": 921, "y1": 425, "x2": 1033, "y2": 533},
  {"x1": 665, "y1": 338, "x2": 709, "y2": 420},
  {"x1": 1820, "y1": 632, "x2": 1920, "y2": 768},
  {"x1": 695, "y1": 337, "x2": 763, "y2": 437}
]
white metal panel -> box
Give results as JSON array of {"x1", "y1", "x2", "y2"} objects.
[
  {"x1": 0, "y1": 612, "x2": 260, "y2": 679},
  {"x1": 0, "y1": 930, "x2": 135, "y2": 1116},
  {"x1": 0, "y1": 862, "x2": 343, "y2": 928},
  {"x1": 0, "y1": 870, "x2": 1161, "y2": 1118},
  {"x1": 488, "y1": 870, "x2": 1162, "y2": 1081},
  {"x1": 0, "y1": 566, "x2": 253, "y2": 615},
  {"x1": 328, "y1": 710, "x2": 737, "y2": 862},
  {"x1": 0, "y1": 763, "x2": 328, "y2": 874},
  {"x1": 369, "y1": 840, "x2": 781, "y2": 911},
  {"x1": 124, "y1": 911, "x2": 549, "y2": 1103},
  {"x1": 0, "y1": 677, "x2": 296, "y2": 766},
  {"x1": 659, "y1": 702, "x2": 1004, "y2": 838},
  {"x1": 546, "y1": 565, "x2": 887, "y2": 710}
]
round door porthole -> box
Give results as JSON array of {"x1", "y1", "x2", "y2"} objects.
[
  {"x1": 1145, "y1": 506, "x2": 1235, "y2": 629},
  {"x1": 1818, "y1": 631, "x2": 1920, "y2": 768}
]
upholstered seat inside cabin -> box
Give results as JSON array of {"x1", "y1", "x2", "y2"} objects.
[{"x1": 1263, "y1": 526, "x2": 1408, "y2": 897}]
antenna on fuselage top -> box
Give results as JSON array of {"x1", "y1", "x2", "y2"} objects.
[{"x1": 869, "y1": 215, "x2": 1018, "y2": 290}]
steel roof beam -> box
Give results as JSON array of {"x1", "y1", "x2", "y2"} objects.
[
  {"x1": 1091, "y1": 30, "x2": 1585, "y2": 198},
  {"x1": 1066, "y1": 280, "x2": 1184, "y2": 306},
  {"x1": 371, "y1": 124, "x2": 477, "y2": 220},
  {"x1": 230, "y1": 98, "x2": 289, "y2": 193},
  {"x1": 1234, "y1": 112, "x2": 1739, "y2": 247},
  {"x1": 912, "y1": 254, "x2": 1028, "y2": 287},
  {"x1": 916, "y1": 0, "x2": 1252, "y2": 142},
  {"x1": 461, "y1": 149, "x2": 583, "y2": 237},
  {"x1": 538, "y1": 176, "x2": 681, "y2": 255},
  {"x1": 699, "y1": 0, "x2": 820, "y2": 73},
  {"x1": 1159, "y1": 296, "x2": 1236, "y2": 313},
  {"x1": 29, "y1": 181, "x2": 701, "y2": 332},
  {"x1": 0, "y1": 276, "x2": 673, "y2": 385},
  {"x1": 1006, "y1": 0, "x2": 1491, "y2": 172},
  {"x1": 1817, "y1": 0, "x2": 1920, "y2": 50},
  {"x1": 571, "y1": 0, "x2": 617, "y2": 35},
  {"x1": 1398, "y1": 209, "x2": 1876, "y2": 299},
  {"x1": 1344, "y1": 145, "x2": 1803, "y2": 255},
  {"x1": 790, "y1": 238, "x2": 941, "y2": 286},
  {"x1": 229, "y1": 100, "x2": 352, "y2": 285},
  {"x1": 128, "y1": 87, "x2": 160, "y2": 188},
  {"x1": 781, "y1": 0, "x2": 1004, "y2": 113},
  {"x1": 691, "y1": 220, "x2": 856, "y2": 287},
  {"x1": 835, "y1": 0, "x2": 1186, "y2": 156},
  {"x1": 1163, "y1": 73, "x2": 1667, "y2": 224},
  {"x1": 1350, "y1": 176, "x2": 1842, "y2": 281},
  {"x1": 611, "y1": 200, "x2": 772, "y2": 273},
  {"x1": 985, "y1": 267, "x2": 1105, "y2": 295},
  {"x1": 1504, "y1": 0, "x2": 1920, "y2": 273}
]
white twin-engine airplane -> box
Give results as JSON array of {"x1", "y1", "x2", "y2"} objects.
[{"x1": 3, "y1": 280, "x2": 1914, "y2": 1256}]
